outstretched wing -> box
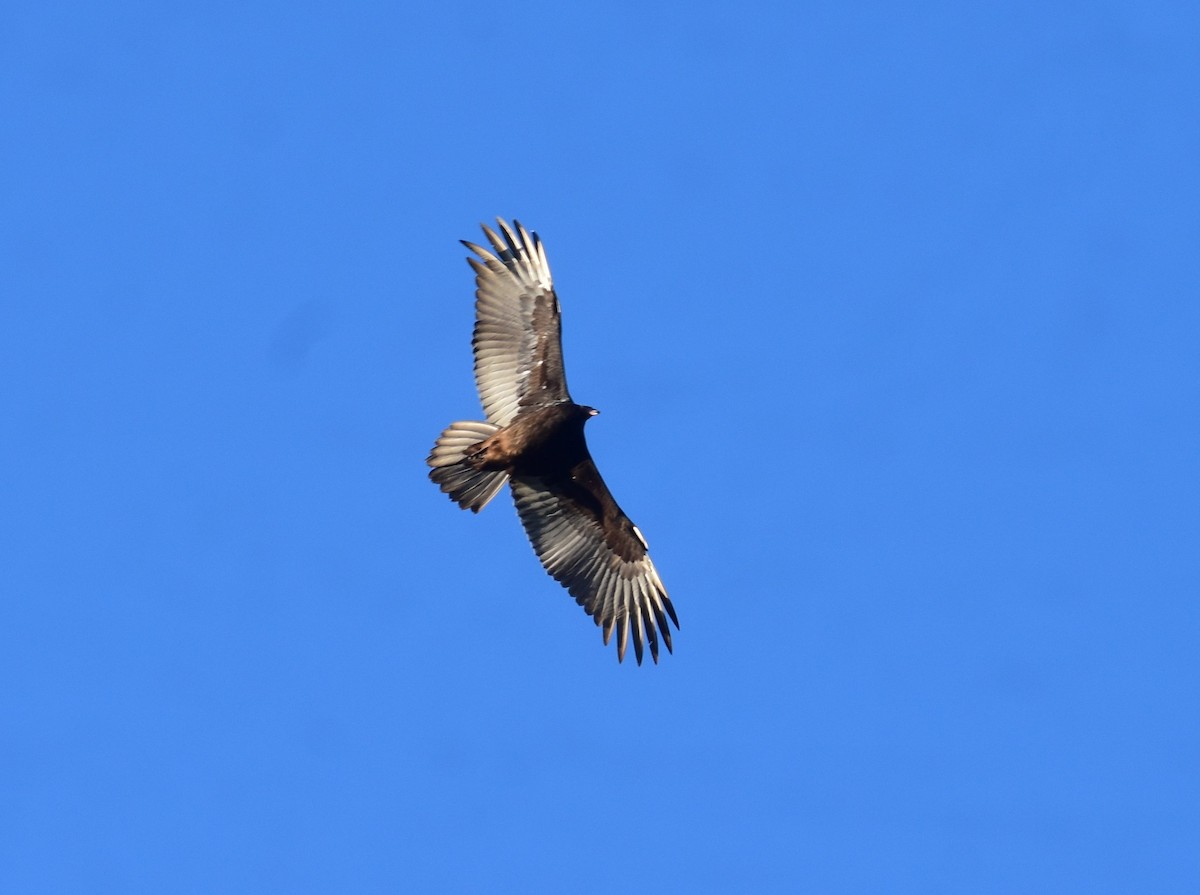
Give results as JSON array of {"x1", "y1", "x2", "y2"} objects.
[
  {"x1": 463, "y1": 219, "x2": 569, "y2": 427},
  {"x1": 509, "y1": 465, "x2": 678, "y2": 665}
]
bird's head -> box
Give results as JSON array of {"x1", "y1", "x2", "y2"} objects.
[{"x1": 578, "y1": 404, "x2": 600, "y2": 420}]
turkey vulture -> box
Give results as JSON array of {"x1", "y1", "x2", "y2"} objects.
[{"x1": 427, "y1": 219, "x2": 678, "y2": 664}]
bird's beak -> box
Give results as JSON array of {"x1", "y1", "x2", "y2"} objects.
[{"x1": 588, "y1": 408, "x2": 600, "y2": 417}]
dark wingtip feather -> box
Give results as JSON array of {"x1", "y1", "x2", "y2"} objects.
[
  {"x1": 664, "y1": 596, "x2": 680, "y2": 630},
  {"x1": 513, "y1": 219, "x2": 533, "y2": 249},
  {"x1": 496, "y1": 217, "x2": 519, "y2": 247},
  {"x1": 649, "y1": 602, "x2": 673, "y2": 654},
  {"x1": 643, "y1": 604, "x2": 660, "y2": 664},
  {"x1": 480, "y1": 223, "x2": 506, "y2": 257}
]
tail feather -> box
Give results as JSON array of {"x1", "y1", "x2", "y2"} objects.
[{"x1": 427, "y1": 421, "x2": 508, "y2": 512}]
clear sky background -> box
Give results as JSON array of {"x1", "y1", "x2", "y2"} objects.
[{"x1": 3, "y1": 2, "x2": 1198, "y2": 892}]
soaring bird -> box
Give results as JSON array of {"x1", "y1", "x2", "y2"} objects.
[{"x1": 427, "y1": 219, "x2": 678, "y2": 664}]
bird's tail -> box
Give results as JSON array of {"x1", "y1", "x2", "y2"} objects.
[{"x1": 427, "y1": 421, "x2": 508, "y2": 513}]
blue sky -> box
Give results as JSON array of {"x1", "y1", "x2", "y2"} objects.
[{"x1": 3, "y1": 1, "x2": 1198, "y2": 891}]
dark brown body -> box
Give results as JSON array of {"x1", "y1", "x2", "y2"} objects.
[{"x1": 468, "y1": 403, "x2": 594, "y2": 475}]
